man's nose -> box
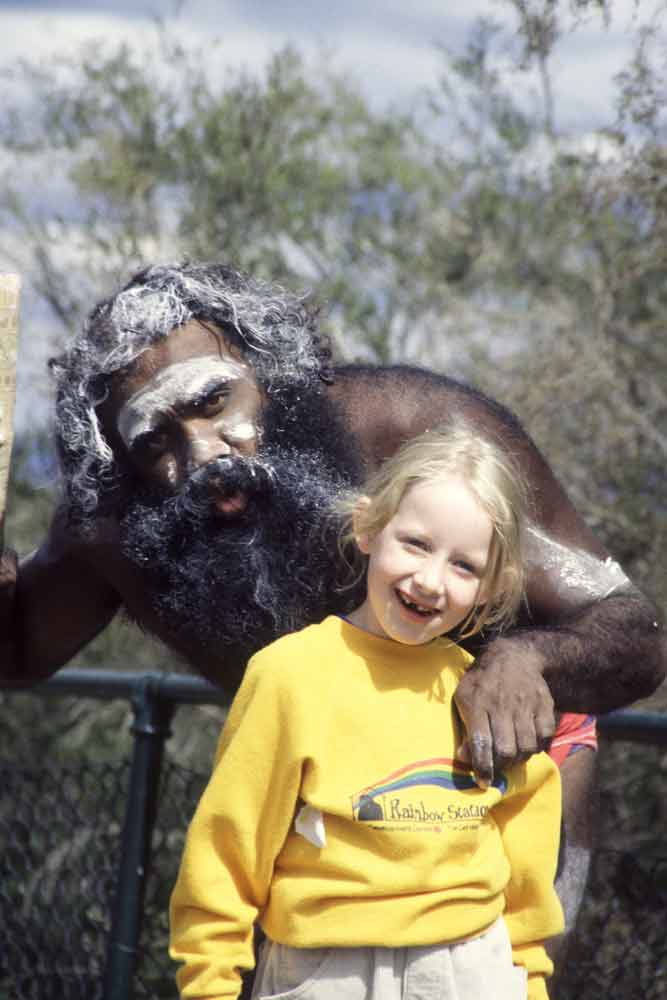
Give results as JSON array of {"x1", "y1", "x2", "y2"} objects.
[{"x1": 183, "y1": 423, "x2": 232, "y2": 472}]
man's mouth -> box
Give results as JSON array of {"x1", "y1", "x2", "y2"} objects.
[
  {"x1": 182, "y1": 456, "x2": 271, "y2": 519},
  {"x1": 212, "y1": 492, "x2": 248, "y2": 516},
  {"x1": 396, "y1": 589, "x2": 439, "y2": 618}
]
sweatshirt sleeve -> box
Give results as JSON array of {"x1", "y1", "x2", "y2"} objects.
[
  {"x1": 169, "y1": 651, "x2": 304, "y2": 1000},
  {"x1": 492, "y1": 754, "x2": 565, "y2": 1000}
]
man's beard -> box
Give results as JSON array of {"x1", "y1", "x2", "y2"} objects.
[{"x1": 119, "y1": 387, "x2": 364, "y2": 687}]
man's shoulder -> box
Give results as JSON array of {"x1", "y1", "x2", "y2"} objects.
[
  {"x1": 22, "y1": 505, "x2": 123, "y2": 591},
  {"x1": 331, "y1": 363, "x2": 468, "y2": 398},
  {"x1": 46, "y1": 505, "x2": 122, "y2": 561},
  {"x1": 30, "y1": 506, "x2": 153, "y2": 624},
  {"x1": 328, "y1": 364, "x2": 526, "y2": 446}
]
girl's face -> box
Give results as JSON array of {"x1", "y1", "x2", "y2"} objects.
[{"x1": 348, "y1": 475, "x2": 493, "y2": 646}]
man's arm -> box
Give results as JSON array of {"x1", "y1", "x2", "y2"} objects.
[
  {"x1": 454, "y1": 552, "x2": 663, "y2": 781},
  {"x1": 546, "y1": 747, "x2": 596, "y2": 987},
  {"x1": 462, "y1": 385, "x2": 664, "y2": 714},
  {"x1": 331, "y1": 367, "x2": 666, "y2": 780},
  {"x1": 449, "y1": 385, "x2": 665, "y2": 781},
  {"x1": 0, "y1": 507, "x2": 122, "y2": 688}
]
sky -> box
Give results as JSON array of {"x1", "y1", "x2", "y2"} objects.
[
  {"x1": 0, "y1": 0, "x2": 658, "y2": 130},
  {"x1": 0, "y1": 0, "x2": 662, "y2": 430}
]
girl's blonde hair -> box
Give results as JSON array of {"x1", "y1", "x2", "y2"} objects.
[{"x1": 339, "y1": 418, "x2": 529, "y2": 638}]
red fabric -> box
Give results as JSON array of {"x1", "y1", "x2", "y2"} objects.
[{"x1": 548, "y1": 713, "x2": 598, "y2": 768}]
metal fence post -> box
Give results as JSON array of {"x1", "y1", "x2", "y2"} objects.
[
  {"x1": 10, "y1": 668, "x2": 664, "y2": 1000},
  {"x1": 103, "y1": 675, "x2": 175, "y2": 1000}
]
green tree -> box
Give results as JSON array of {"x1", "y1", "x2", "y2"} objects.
[
  {"x1": 413, "y1": 2, "x2": 667, "y2": 645},
  {"x1": 1, "y1": 9, "x2": 665, "y2": 994},
  {"x1": 0, "y1": 36, "x2": 438, "y2": 361},
  {"x1": 0, "y1": 0, "x2": 665, "y2": 686}
]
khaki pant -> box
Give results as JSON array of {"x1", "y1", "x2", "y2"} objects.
[{"x1": 251, "y1": 917, "x2": 527, "y2": 999}]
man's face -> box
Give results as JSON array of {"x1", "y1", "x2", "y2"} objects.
[
  {"x1": 99, "y1": 319, "x2": 263, "y2": 507},
  {"x1": 96, "y1": 318, "x2": 361, "y2": 682}
]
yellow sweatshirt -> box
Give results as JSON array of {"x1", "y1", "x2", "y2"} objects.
[{"x1": 170, "y1": 616, "x2": 563, "y2": 1000}]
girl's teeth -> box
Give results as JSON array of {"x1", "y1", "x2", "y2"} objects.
[{"x1": 399, "y1": 593, "x2": 434, "y2": 615}]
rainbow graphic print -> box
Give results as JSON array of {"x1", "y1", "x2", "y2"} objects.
[{"x1": 351, "y1": 756, "x2": 507, "y2": 821}]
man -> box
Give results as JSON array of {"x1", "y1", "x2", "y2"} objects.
[{"x1": 0, "y1": 261, "x2": 664, "y2": 960}]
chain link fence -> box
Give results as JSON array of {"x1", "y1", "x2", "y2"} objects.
[
  {"x1": 0, "y1": 759, "x2": 124, "y2": 999},
  {"x1": 0, "y1": 670, "x2": 665, "y2": 1000}
]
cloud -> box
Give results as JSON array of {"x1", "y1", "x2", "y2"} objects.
[
  {"x1": 0, "y1": 8, "x2": 174, "y2": 60},
  {"x1": 0, "y1": 0, "x2": 661, "y2": 435},
  {"x1": 0, "y1": 0, "x2": 649, "y2": 122}
]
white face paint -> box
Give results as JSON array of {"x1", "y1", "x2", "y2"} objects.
[
  {"x1": 221, "y1": 420, "x2": 256, "y2": 442},
  {"x1": 117, "y1": 356, "x2": 258, "y2": 452},
  {"x1": 525, "y1": 526, "x2": 632, "y2": 600}
]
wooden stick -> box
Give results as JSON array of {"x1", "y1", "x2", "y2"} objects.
[{"x1": 0, "y1": 274, "x2": 20, "y2": 534}]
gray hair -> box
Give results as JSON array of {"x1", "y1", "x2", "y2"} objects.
[{"x1": 50, "y1": 262, "x2": 332, "y2": 519}]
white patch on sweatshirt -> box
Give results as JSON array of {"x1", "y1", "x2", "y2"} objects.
[{"x1": 295, "y1": 804, "x2": 327, "y2": 848}]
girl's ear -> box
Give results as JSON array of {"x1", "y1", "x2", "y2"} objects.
[{"x1": 352, "y1": 496, "x2": 372, "y2": 554}]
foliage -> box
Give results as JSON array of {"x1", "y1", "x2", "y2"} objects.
[
  {"x1": 0, "y1": 37, "x2": 436, "y2": 362},
  {"x1": 0, "y1": 9, "x2": 664, "y2": 996},
  {"x1": 423, "y1": 2, "x2": 667, "y2": 643},
  {"x1": 0, "y1": 1, "x2": 665, "y2": 706}
]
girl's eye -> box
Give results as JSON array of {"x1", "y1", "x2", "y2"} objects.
[
  {"x1": 403, "y1": 536, "x2": 428, "y2": 551},
  {"x1": 455, "y1": 560, "x2": 477, "y2": 575}
]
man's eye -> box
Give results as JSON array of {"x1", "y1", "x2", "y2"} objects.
[
  {"x1": 134, "y1": 430, "x2": 168, "y2": 460},
  {"x1": 197, "y1": 388, "x2": 228, "y2": 416}
]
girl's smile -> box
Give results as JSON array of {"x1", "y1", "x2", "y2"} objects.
[{"x1": 348, "y1": 475, "x2": 493, "y2": 645}]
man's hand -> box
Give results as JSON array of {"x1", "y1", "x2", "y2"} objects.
[{"x1": 454, "y1": 636, "x2": 556, "y2": 787}]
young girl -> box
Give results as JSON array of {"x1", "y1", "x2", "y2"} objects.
[{"x1": 169, "y1": 419, "x2": 564, "y2": 1000}]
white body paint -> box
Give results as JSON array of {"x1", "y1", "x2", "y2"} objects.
[
  {"x1": 526, "y1": 526, "x2": 631, "y2": 600},
  {"x1": 117, "y1": 357, "x2": 258, "y2": 451}
]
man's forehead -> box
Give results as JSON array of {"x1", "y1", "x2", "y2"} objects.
[
  {"x1": 116, "y1": 354, "x2": 254, "y2": 446},
  {"x1": 106, "y1": 318, "x2": 249, "y2": 401},
  {"x1": 125, "y1": 318, "x2": 242, "y2": 373}
]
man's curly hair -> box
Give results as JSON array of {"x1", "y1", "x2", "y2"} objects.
[{"x1": 50, "y1": 261, "x2": 333, "y2": 519}]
